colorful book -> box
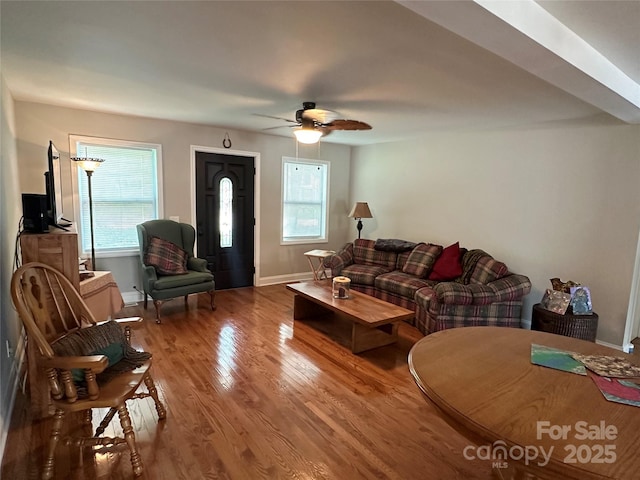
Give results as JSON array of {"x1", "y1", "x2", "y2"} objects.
[
  {"x1": 570, "y1": 353, "x2": 640, "y2": 378},
  {"x1": 530, "y1": 344, "x2": 586, "y2": 375},
  {"x1": 588, "y1": 371, "x2": 640, "y2": 407}
]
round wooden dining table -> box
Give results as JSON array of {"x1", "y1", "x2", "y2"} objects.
[{"x1": 408, "y1": 327, "x2": 640, "y2": 480}]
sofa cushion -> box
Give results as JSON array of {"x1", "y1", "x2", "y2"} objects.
[
  {"x1": 470, "y1": 256, "x2": 508, "y2": 285},
  {"x1": 353, "y1": 239, "x2": 397, "y2": 269},
  {"x1": 341, "y1": 264, "x2": 392, "y2": 286},
  {"x1": 375, "y1": 271, "x2": 435, "y2": 300},
  {"x1": 145, "y1": 236, "x2": 188, "y2": 275},
  {"x1": 402, "y1": 243, "x2": 442, "y2": 278},
  {"x1": 429, "y1": 242, "x2": 463, "y2": 281},
  {"x1": 154, "y1": 271, "x2": 214, "y2": 290}
]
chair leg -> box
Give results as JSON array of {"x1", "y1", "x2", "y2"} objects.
[
  {"x1": 95, "y1": 407, "x2": 118, "y2": 436},
  {"x1": 42, "y1": 408, "x2": 65, "y2": 480},
  {"x1": 184, "y1": 294, "x2": 189, "y2": 304},
  {"x1": 144, "y1": 372, "x2": 167, "y2": 420},
  {"x1": 208, "y1": 290, "x2": 216, "y2": 311},
  {"x1": 153, "y1": 299, "x2": 163, "y2": 324},
  {"x1": 117, "y1": 404, "x2": 143, "y2": 477},
  {"x1": 143, "y1": 293, "x2": 148, "y2": 309}
]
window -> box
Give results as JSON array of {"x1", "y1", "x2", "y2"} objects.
[
  {"x1": 70, "y1": 135, "x2": 163, "y2": 256},
  {"x1": 281, "y1": 157, "x2": 329, "y2": 244},
  {"x1": 219, "y1": 177, "x2": 233, "y2": 248}
]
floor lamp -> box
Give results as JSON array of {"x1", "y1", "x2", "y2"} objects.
[
  {"x1": 348, "y1": 202, "x2": 373, "y2": 239},
  {"x1": 72, "y1": 157, "x2": 105, "y2": 270}
]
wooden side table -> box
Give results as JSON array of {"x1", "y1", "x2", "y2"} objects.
[
  {"x1": 531, "y1": 303, "x2": 598, "y2": 342},
  {"x1": 303, "y1": 249, "x2": 335, "y2": 280}
]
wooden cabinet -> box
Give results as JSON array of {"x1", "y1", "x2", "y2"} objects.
[
  {"x1": 20, "y1": 227, "x2": 79, "y2": 289},
  {"x1": 20, "y1": 227, "x2": 80, "y2": 418}
]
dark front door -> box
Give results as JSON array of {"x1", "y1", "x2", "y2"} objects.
[{"x1": 195, "y1": 151, "x2": 255, "y2": 289}]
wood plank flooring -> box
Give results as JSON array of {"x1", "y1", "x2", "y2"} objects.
[{"x1": 2, "y1": 284, "x2": 496, "y2": 479}]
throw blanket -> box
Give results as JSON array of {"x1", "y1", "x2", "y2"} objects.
[
  {"x1": 456, "y1": 249, "x2": 487, "y2": 285},
  {"x1": 52, "y1": 320, "x2": 151, "y2": 385},
  {"x1": 374, "y1": 238, "x2": 417, "y2": 252}
]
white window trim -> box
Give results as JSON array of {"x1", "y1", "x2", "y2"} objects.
[
  {"x1": 280, "y1": 156, "x2": 330, "y2": 246},
  {"x1": 69, "y1": 134, "x2": 164, "y2": 257}
]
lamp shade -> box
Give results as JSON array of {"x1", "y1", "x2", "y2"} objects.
[
  {"x1": 293, "y1": 128, "x2": 323, "y2": 144},
  {"x1": 71, "y1": 157, "x2": 105, "y2": 172},
  {"x1": 348, "y1": 202, "x2": 373, "y2": 219}
]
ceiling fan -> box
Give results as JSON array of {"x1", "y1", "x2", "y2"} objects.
[{"x1": 256, "y1": 102, "x2": 372, "y2": 143}]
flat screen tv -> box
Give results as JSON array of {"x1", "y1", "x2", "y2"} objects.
[{"x1": 45, "y1": 140, "x2": 70, "y2": 230}]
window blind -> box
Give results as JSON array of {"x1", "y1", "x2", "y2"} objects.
[
  {"x1": 282, "y1": 158, "x2": 328, "y2": 243},
  {"x1": 75, "y1": 141, "x2": 160, "y2": 254}
]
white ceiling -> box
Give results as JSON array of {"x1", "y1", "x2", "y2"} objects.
[{"x1": 1, "y1": 0, "x2": 639, "y2": 146}]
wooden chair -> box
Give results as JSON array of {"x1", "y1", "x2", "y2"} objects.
[{"x1": 10, "y1": 262, "x2": 166, "y2": 479}]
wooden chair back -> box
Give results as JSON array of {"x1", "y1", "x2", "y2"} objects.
[{"x1": 11, "y1": 262, "x2": 98, "y2": 358}]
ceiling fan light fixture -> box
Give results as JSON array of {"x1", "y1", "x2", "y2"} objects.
[{"x1": 293, "y1": 128, "x2": 322, "y2": 144}]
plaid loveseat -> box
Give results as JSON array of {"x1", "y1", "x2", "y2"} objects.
[{"x1": 324, "y1": 239, "x2": 531, "y2": 335}]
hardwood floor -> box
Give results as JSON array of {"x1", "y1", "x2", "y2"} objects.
[{"x1": 2, "y1": 284, "x2": 495, "y2": 479}]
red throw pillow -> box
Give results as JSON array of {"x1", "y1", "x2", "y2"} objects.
[
  {"x1": 428, "y1": 242, "x2": 463, "y2": 281},
  {"x1": 145, "y1": 236, "x2": 188, "y2": 275}
]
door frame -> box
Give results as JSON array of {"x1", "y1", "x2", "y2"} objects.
[
  {"x1": 622, "y1": 228, "x2": 640, "y2": 352},
  {"x1": 190, "y1": 145, "x2": 261, "y2": 287}
]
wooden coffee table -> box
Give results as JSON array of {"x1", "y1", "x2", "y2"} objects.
[{"x1": 286, "y1": 280, "x2": 413, "y2": 353}]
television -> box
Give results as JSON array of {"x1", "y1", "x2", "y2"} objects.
[{"x1": 45, "y1": 140, "x2": 70, "y2": 230}]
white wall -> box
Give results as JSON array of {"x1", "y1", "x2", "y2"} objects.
[
  {"x1": 352, "y1": 123, "x2": 640, "y2": 346},
  {"x1": 0, "y1": 75, "x2": 24, "y2": 465},
  {"x1": 14, "y1": 101, "x2": 352, "y2": 296},
  {"x1": 10, "y1": 100, "x2": 640, "y2": 347}
]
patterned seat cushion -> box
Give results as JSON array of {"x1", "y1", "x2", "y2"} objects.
[
  {"x1": 375, "y1": 271, "x2": 435, "y2": 300},
  {"x1": 342, "y1": 264, "x2": 393, "y2": 286}
]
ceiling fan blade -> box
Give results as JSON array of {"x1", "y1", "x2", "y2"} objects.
[
  {"x1": 318, "y1": 127, "x2": 333, "y2": 138},
  {"x1": 253, "y1": 113, "x2": 298, "y2": 124},
  {"x1": 324, "y1": 119, "x2": 372, "y2": 131},
  {"x1": 262, "y1": 124, "x2": 299, "y2": 131},
  {"x1": 301, "y1": 108, "x2": 339, "y2": 124}
]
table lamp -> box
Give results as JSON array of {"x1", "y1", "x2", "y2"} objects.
[{"x1": 348, "y1": 202, "x2": 373, "y2": 239}]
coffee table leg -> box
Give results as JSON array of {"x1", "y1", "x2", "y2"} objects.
[{"x1": 351, "y1": 322, "x2": 399, "y2": 354}]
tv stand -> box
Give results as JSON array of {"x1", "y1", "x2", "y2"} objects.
[
  {"x1": 20, "y1": 227, "x2": 79, "y2": 289},
  {"x1": 50, "y1": 223, "x2": 70, "y2": 232}
]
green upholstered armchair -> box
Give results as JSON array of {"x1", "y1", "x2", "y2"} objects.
[{"x1": 136, "y1": 219, "x2": 215, "y2": 323}]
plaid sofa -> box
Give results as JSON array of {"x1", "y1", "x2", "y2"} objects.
[{"x1": 324, "y1": 239, "x2": 531, "y2": 335}]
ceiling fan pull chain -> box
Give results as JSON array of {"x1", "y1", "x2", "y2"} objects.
[{"x1": 223, "y1": 132, "x2": 232, "y2": 149}]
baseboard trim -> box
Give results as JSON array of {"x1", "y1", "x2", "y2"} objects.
[
  {"x1": 122, "y1": 290, "x2": 144, "y2": 305},
  {"x1": 596, "y1": 339, "x2": 625, "y2": 352},
  {"x1": 257, "y1": 272, "x2": 313, "y2": 287}
]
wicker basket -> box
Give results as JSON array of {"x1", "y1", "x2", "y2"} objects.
[{"x1": 531, "y1": 303, "x2": 598, "y2": 342}]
